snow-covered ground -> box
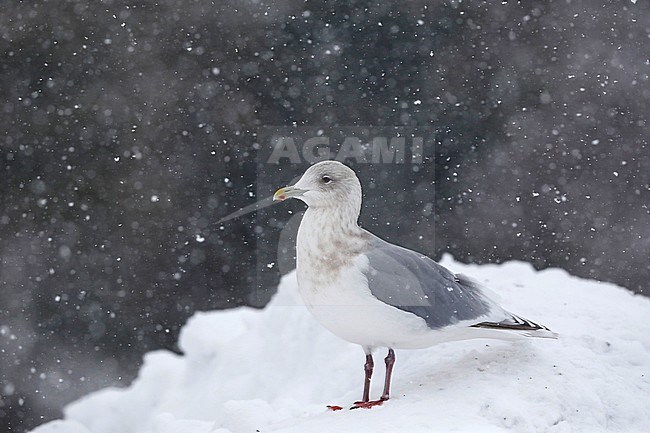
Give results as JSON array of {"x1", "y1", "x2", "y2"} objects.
[{"x1": 33, "y1": 256, "x2": 650, "y2": 433}]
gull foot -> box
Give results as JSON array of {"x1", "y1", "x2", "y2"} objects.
[
  {"x1": 327, "y1": 405, "x2": 344, "y2": 411},
  {"x1": 350, "y1": 399, "x2": 386, "y2": 410}
]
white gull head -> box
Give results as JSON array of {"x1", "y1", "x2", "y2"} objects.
[{"x1": 273, "y1": 160, "x2": 362, "y2": 217}]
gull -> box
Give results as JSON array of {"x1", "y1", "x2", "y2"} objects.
[{"x1": 273, "y1": 160, "x2": 556, "y2": 409}]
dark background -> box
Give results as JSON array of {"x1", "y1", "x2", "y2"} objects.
[{"x1": 1, "y1": 0, "x2": 648, "y2": 431}]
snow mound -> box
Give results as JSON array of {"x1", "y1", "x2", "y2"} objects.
[{"x1": 32, "y1": 256, "x2": 650, "y2": 433}]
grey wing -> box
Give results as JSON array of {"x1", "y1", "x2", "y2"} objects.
[{"x1": 362, "y1": 236, "x2": 504, "y2": 329}]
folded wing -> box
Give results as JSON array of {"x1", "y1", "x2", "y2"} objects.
[{"x1": 361, "y1": 235, "x2": 506, "y2": 329}]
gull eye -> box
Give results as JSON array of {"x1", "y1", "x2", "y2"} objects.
[{"x1": 321, "y1": 175, "x2": 332, "y2": 184}]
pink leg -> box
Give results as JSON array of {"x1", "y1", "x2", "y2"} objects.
[
  {"x1": 380, "y1": 348, "x2": 395, "y2": 401},
  {"x1": 361, "y1": 353, "x2": 374, "y2": 403},
  {"x1": 331, "y1": 351, "x2": 376, "y2": 411}
]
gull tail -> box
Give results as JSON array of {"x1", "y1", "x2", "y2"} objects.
[{"x1": 471, "y1": 314, "x2": 558, "y2": 339}]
